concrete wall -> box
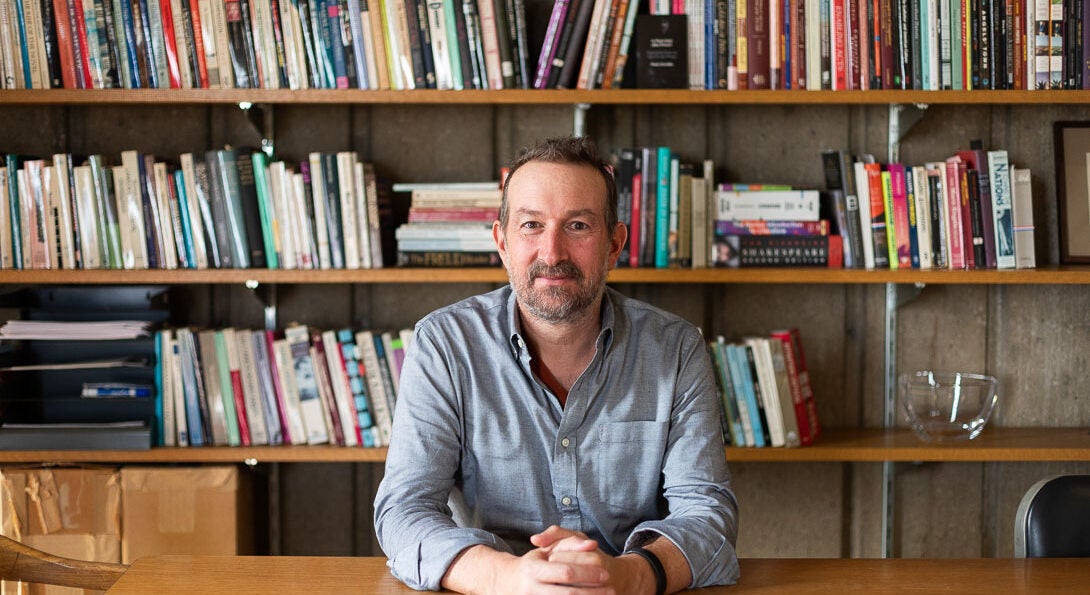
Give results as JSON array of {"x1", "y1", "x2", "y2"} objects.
[{"x1": 3, "y1": 92, "x2": 1089, "y2": 560}]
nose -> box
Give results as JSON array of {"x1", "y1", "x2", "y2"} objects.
[{"x1": 537, "y1": 226, "x2": 568, "y2": 266}]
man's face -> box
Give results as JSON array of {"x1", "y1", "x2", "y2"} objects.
[{"x1": 494, "y1": 161, "x2": 626, "y2": 324}]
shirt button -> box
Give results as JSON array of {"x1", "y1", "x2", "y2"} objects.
[
  {"x1": 561, "y1": 496, "x2": 572, "y2": 506},
  {"x1": 561, "y1": 438, "x2": 570, "y2": 448}
]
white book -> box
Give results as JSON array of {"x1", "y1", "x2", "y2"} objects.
[
  {"x1": 159, "y1": 330, "x2": 176, "y2": 446},
  {"x1": 309, "y1": 343, "x2": 342, "y2": 443},
  {"x1": 474, "y1": 0, "x2": 504, "y2": 89},
  {"x1": 714, "y1": 190, "x2": 821, "y2": 221},
  {"x1": 744, "y1": 337, "x2": 787, "y2": 447},
  {"x1": 382, "y1": 0, "x2": 412, "y2": 89},
  {"x1": 575, "y1": 0, "x2": 609, "y2": 89},
  {"x1": 117, "y1": 153, "x2": 149, "y2": 268},
  {"x1": 252, "y1": 0, "x2": 281, "y2": 88},
  {"x1": 71, "y1": 166, "x2": 102, "y2": 269},
  {"x1": 268, "y1": 160, "x2": 296, "y2": 269},
  {"x1": 170, "y1": 331, "x2": 189, "y2": 446},
  {"x1": 987, "y1": 150, "x2": 1016, "y2": 269},
  {"x1": 179, "y1": 154, "x2": 210, "y2": 268},
  {"x1": 805, "y1": 0, "x2": 821, "y2": 90},
  {"x1": 206, "y1": 0, "x2": 235, "y2": 87},
  {"x1": 272, "y1": 337, "x2": 309, "y2": 445},
  {"x1": 336, "y1": 152, "x2": 361, "y2": 268},
  {"x1": 321, "y1": 330, "x2": 360, "y2": 447},
  {"x1": 276, "y1": 0, "x2": 303, "y2": 88},
  {"x1": 852, "y1": 159, "x2": 875, "y2": 269},
  {"x1": 22, "y1": 0, "x2": 46, "y2": 88},
  {"x1": 50, "y1": 155, "x2": 76, "y2": 269},
  {"x1": 766, "y1": 337, "x2": 801, "y2": 448},
  {"x1": 366, "y1": 0, "x2": 390, "y2": 89},
  {"x1": 308, "y1": 152, "x2": 332, "y2": 268},
  {"x1": 1011, "y1": 167, "x2": 1036, "y2": 269},
  {"x1": 152, "y1": 163, "x2": 179, "y2": 269},
  {"x1": 291, "y1": 171, "x2": 317, "y2": 268},
  {"x1": 0, "y1": 0, "x2": 17, "y2": 89},
  {"x1": 218, "y1": 328, "x2": 245, "y2": 446},
  {"x1": 284, "y1": 324, "x2": 329, "y2": 444},
  {"x1": 234, "y1": 329, "x2": 270, "y2": 445},
  {"x1": 170, "y1": 0, "x2": 194, "y2": 88},
  {"x1": 911, "y1": 165, "x2": 933, "y2": 270},
  {"x1": 355, "y1": 329, "x2": 392, "y2": 446},
  {"x1": 424, "y1": 0, "x2": 453, "y2": 89}
]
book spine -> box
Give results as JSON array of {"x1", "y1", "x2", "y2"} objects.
[
  {"x1": 715, "y1": 233, "x2": 843, "y2": 267},
  {"x1": 987, "y1": 150, "x2": 1016, "y2": 268},
  {"x1": 654, "y1": 146, "x2": 671, "y2": 268},
  {"x1": 714, "y1": 219, "x2": 829, "y2": 235}
]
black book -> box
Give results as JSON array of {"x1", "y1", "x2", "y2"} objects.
[
  {"x1": 414, "y1": 0, "x2": 437, "y2": 88},
  {"x1": 554, "y1": 0, "x2": 594, "y2": 88},
  {"x1": 295, "y1": 0, "x2": 323, "y2": 87},
  {"x1": 614, "y1": 148, "x2": 636, "y2": 266},
  {"x1": 238, "y1": 0, "x2": 261, "y2": 86},
  {"x1": 507, "y1": 0, "x2": 528, "y2": 88},
  {"x1": 713, "y1": 234, "x2": 843, "y2": 268},
  {"x1": 964, "y1": 168, "x2": 987, "y2": 268},
  {"x1": 320, "y1": 153, "x2": 345, "y2": 268},
  {"x1": 491, "y1": 0, "x2": 515, "y2": 88},
  {"x1": 0, "y1": 423, "x2": 151, "y2": 450},
  {"x1": 234, "y1": 151, "x2": 268, "y2": 268},
  {"x1": 926, "y1": 173, "x2": 947, "y2": 269},
  {"x1": 450, "y1": 0, "x2": 475, "y2": 88},
  {"x1": 136, "y1": 0, "x2": 160, "y2": 87},
  {"x1": 462, "y1": 0, "x2": 487, "y2": 88},
  {"x1": 403, "y1": 0, "x2": 429, "y2": 88},
  {"x1": 136, "y1": 154, "x2": 162, "y2": 268},
  {"x1": 99, "y1": 0, "x2": 124, "y2": 87},
  {"x1": 270, "y1": 0, "x2": 290, "y2": 86},
  {"x1": 224, "y1": 0, "x2": 253, "y2": 87},
  {"x1": 38, "y1": 0, "x2": 61, "y2": 87},
  {"x1": 635, "y1": 14, "x2": 688, "y2": 89}
]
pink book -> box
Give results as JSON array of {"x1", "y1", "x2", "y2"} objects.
[
  {"x1": 944, "y1": 157, "x2": 966, "y2": 269},
  {"x1": 533, "y1": 0, "x2": 571, "y2": 88}
]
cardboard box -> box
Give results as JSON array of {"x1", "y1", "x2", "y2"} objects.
[
  {"x1": 119, "y1": 466, "x2": 252, "y2": 564},
  {"x1": 0, "y1": 467, "x2": 122, "y2": 595}
]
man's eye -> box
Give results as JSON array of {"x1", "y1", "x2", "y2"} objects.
[
  {"x1": 569, "y1": 222, "x2": 590, "y2": 231},
  {"x1": 520, "y1": 221, "x2": 541, "y2": 230}
]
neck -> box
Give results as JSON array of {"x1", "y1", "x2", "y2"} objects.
[{"x1": 518, "y1": 297, "x2": 604, "y2": 401}]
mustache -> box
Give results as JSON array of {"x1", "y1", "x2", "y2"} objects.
[{"x1": 528, "y1": 261, "x2": 583, "y2": 281}]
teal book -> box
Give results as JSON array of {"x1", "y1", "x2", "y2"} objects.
[
  {"x1": 250, "y1": 152, "x2": 280, "y2": 269},
  {"x1": 713, "y1": 337, "x2": 745, "y2": 448},
  {"x1": 338, "y1": 328, "x2": 375, "y2": 447},
  {"x1": 5, "y1": 155, "x2": 23, "y2": 269},
  {"x1": 654, "y1": 146, "x2": 671, "y2": 268},
  {"x1": 727, "y1": 343, "x2": 765, "y2": 447},
  {"x1": 173, "y1": 169, "x2": 197, "y2": 268}
]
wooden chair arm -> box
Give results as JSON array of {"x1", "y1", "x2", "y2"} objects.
[{"x1": 0, "y1": 534, "x2": 127, "y2": 590}]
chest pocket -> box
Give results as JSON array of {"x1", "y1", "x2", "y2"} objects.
[{"x1": 594, "y1": 421, "x2": 669, "y2": 514}]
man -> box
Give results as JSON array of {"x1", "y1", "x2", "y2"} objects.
[{"x1": 374, "y1": 136, "x2": 739, "y2": 594}]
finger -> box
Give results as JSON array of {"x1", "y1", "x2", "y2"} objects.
[
  {"x1": 528, "y1": 559, "x2": 610, "y2": 588},
  {"x1": 546, "y1": 548, "x2": 608, "y2": 567},
  {"x1": 531, "y1": 525, "x2": 586, "y2": 548},
  {"x1": 546, "y1": 537, "x2": 600, "y2": 554}
]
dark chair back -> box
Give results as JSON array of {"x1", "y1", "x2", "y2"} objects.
[{"x1": 1014, "y1": 475, "x2": 1090, "y2": 558}]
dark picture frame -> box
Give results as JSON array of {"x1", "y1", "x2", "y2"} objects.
[{"x1": 1054, "y1": 121, "x2": 1090, "y2": 263}]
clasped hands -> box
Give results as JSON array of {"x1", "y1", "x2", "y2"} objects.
[{"x1": 503, "y1": 525, "x2": 653, "y2": 595}]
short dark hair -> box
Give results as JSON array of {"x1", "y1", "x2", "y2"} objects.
[{"x1": 499, "y1": 136, "x2": 618, "y2": 231}]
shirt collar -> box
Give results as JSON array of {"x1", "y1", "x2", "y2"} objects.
[{"x1": 506, "y1": 287, "x2": 617, "y2": 356}]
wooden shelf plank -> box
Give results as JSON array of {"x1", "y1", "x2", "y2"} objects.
[
  {"x1": 4, "y1": 89, "x2": 1090, "y2": 105},
  {"x1": 2, "y1": 265, "x2": 1090, "y2": 285},
  {"x1": 3, "y1": 428, "x2": 1088, "y2": 463}
]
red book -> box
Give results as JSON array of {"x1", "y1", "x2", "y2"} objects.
[
  {"x1": 188, "y1": 0, "x2": 210, "y2": 87},
  {"x1": 943, "y1": 157, "x2": 967, "y2": 269},
  {"x1": 831, "y1": 0, "x2": 847, "y2": 90},
  {"x1": 770, "y1": 328, "x2": 811, "y2": 446},
  {"x1": 746, "y1": 0, "x2": 770, "y2": 88},
  {"x1": 159, "y1": 0, "x2": 183, "y2": 88},
  {"x1": 770, "y1": 328, "x2": 819, "y2": 444},
  {"x1": 51, "y1": 0, "x2": 78, "y2": 87},
  {"x1": 70, "y1": 0, "x2": 94, "y2": 87},
  {"x1": 229, "y1": 368, "x2": 251, "y2": 446}
]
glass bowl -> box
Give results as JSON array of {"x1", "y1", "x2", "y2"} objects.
[{"x1": 899, "y1": 371, "x2": 999, "y2": 442}]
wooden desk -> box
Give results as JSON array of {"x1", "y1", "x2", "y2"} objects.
[{"x1": 106, "y1": 556, "x2": 1090, "y2": 594}]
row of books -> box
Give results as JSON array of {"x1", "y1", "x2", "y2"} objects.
[
  {"x1": 0, "y1": 0, "x2": 539, "y2": 89},
  {"x1": 667, "y1": 0, "x2": 1089, "y2": 91},
  {"x1": 0, "y1": 149, "x2": 390, "y2": 270},
  {"x1": 821, "y1": 144, "x2": 1036, "y2": 270},
  {"x1": 708, "y1": 327, "x2": 820, "y2": 448},
  {"x1": 157, "y1": 324, "x2": 409, "y2": 448}
]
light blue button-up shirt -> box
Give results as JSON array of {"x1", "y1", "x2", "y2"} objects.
[{"x1": 374, "y1": 286, "x2": 739, "y2": 590}]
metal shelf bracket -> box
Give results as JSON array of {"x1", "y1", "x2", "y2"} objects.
[
  {"x1": 573, "y1": 103, "x2": 591, "y2": 137},
  {"x1": 887, "y1": 104, "x2": 928, "y2": 163},
  {"x1": 239, "y1": 102, "x2": 275, "y2": 157},
  {"x1": 245, "y1": 280, "x2": 278, "y2": 331}
]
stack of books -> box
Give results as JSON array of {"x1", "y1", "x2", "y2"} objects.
[
  {"x1": 712, "y1": 184, "x2": 841, "y2": 268},
  {"x1": 393, "y1": 182, "x2": 501, "y2": 267}
]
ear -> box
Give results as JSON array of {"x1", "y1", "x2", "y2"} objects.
[
  {"x1": 607, "y1": 222, "x2": 627, "y2": 268},
  {"x1": 493, "y1": 219, "x2": 510, "y2": 268}
]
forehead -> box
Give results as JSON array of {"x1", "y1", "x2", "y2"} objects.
[{"x1": 506, "y1": 161, "x2": 607, "y2": 215}]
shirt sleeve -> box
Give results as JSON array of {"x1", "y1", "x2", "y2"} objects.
[
  {"x1": 373, "y1": 324, "x2": 513, "y2": 590},
  {"x1": 623, "y1": 327, "x2": 741, "y2": 588}
]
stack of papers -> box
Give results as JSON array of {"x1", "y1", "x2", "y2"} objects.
[{"x1": 0, "y1": 320, "x2": 153, "y2": 340}]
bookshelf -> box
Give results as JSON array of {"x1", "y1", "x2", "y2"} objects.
[{"x1": 3, "y1": 88, "x2": 1090, "y2": 560}]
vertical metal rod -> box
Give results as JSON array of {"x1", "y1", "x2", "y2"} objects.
[
  {"x1": 573, "y1": 103, "x2": 591, "y2": 137},
  {"x1": 882, "y1": 282, "x2": 898, "y2": 558}
]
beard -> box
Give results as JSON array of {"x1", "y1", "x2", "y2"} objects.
[{"x1": 510, "y1": 260, "x2": 607, "y2": 324}]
